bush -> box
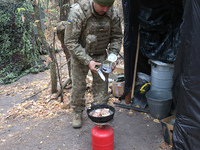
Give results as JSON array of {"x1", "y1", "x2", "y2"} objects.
[{"x1": 0, "y1": 0, "x2": 48, "y2": 84}]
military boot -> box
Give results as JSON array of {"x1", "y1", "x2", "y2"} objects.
[{"x1": 72, "y1": 112, "x2": 82, "y2": 128}]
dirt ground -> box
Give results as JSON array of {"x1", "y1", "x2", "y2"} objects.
[{"x1": 0, "y1": 52, "x2": 171, "y2": 150}]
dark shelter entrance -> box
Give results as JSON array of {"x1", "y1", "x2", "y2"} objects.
[{"x1": 121, "y1": 0, "x2": 200, "y2": 149}]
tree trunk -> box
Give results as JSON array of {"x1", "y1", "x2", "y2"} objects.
[
  {"x1": 50, "y1": 59, "x2": 58, "y2": 93},
  {"x1": 50, "y1": 33, "x2": 58, "y2": 94},
  {"x1": 32, "y1": 0, "x2": 57, "y2": 93},
  {"x1": 59, "y1": 0, "x2": 71, "y2": 78}
]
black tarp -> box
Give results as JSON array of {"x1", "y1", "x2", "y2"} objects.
[
  {"x1": 172, "y1": 0, "x2": 200, "y2": 149},
  {"x1": 121, "y1": 0, "x2": 183, "y2": 97},
  {"x1": 121, "y1": 0, "x2": 151, "y2": 99},
  {"x1": 139, "y1": 1, "x2": 183, "y2": 63}
]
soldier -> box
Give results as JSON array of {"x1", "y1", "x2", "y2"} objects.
[{"x1": 64, "y1": 0, "x2": 122, "y2": 128}]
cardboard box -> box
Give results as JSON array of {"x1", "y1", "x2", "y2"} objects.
[
  {"x1": 113, "y1": 65, "x2": 124, "y2": 74},
  {"x1": 112, "y1": 81, "x2": 124, "y2": 97},
  {"x1": 161, "y1": 115, "x2": 175, "y2": 146}
]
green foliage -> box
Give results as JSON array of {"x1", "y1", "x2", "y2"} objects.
[{"x1": 0, "y1": 1, "x2": 48, "y2": 84}]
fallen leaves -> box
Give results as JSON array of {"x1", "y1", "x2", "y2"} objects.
[
  {"x1": 153, "y1": 119, "x2": 160, "y2": 124},
  {"x1": 127, "y1": 110, "x2": 134, "y2": 115},
  {"x1": 1, "y1": 139, "x2": 6, "y2": 142},
  {"x1": 7, "y1": 124, "x2": 12, "y2": 127},
  {"x1": 143, "y1": 114, "x2": 151, "y2": 120},
  {"x1": 159, "y1": 141, "x2": 172, "y2": 150},
  {"x1": 5, "y1": 99, "x2": 72, "y2": 120},
  {"x1": 26, "y1": 127, "x2": 30, "y2": 130},
  {"x1": 108, "y1": 97, "x2": 120, "y2": 105},
  {"x1": 0, "y1": 57, "x2": 74, "y2": 121},
  {"x1": 61, "y1": 102, "x2": 70, "y2": 109}
]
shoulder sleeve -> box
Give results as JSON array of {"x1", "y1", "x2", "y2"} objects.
[
  {"x1": 109, "y1": 6, "x2": 122, "y2": 56},
  {"x1": 64, "y1": 3, "x2": 92, "y2": 65}
]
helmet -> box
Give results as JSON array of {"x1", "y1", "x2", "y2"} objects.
[{"x1": 93, "y1": 0, "x2": 115, "y2": 6}]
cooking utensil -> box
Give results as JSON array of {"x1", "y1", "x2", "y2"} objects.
[
  {"x1": 87, "y1": 104, "x2": 115, "y2": 123},
  {"x1": 95, "y1": 66, "x2": 105, "y2": 81}
]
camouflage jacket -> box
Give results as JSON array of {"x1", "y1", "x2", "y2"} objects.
[{"x1": 64, "y1": 0, "x2": 122, "y2": 65}]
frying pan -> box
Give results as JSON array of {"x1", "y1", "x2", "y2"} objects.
[{"x1": 87, "y1": 104, "x2": 115, "y2": 123}]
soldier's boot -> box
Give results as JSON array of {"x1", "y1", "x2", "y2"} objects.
[{"x1": 72, "y1": 112, "x2": 82, "y2": 128}]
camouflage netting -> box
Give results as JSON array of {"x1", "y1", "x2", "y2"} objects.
[{"x1": 0, "y1": 0, "x2": 48, "y2": 84}]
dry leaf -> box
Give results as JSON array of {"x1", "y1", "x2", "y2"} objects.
[
  {"x1": 153, "y1": 119, "x2": 160, "y2": 124},
  {"x1": 119, "y1": 109, "x2": 123, "y2": 112},
  {"x1": 21, "y1": 15, "x2": 25, "y2": 23},
  {"x1": 61, "y1": 103, "x2": 70, "y2": 109},
  {"x1": 7, "y1": 124, "x2": 12, "y2": 127},
  {"x1": 159, "y1": 142, "x2": 171, "y2": 150},
  {"x1": 127, "y1": 110, "x2": 133, "y2": 115},
  {"x1": 44, "y1": 57, "x2": 52, "y2": 65}
]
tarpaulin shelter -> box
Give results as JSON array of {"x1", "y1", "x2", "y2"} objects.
[
  {"x1": 172, "y1": 0, "x2": 200, "y2": 149},
  {"x1": 121, "y1": 0, "x2": 200, "y2": 149}
]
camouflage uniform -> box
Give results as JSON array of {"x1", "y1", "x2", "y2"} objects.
[{"x1": 64, "y1": 0, "x2": 122, "y2": 113}]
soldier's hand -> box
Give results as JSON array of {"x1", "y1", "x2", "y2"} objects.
[
  {"x1": 88, "y1": 60, "x2": 101, "y2": 73},
  {"x1": 112, "y1": 62, "x2": 117, "y2": 71}
]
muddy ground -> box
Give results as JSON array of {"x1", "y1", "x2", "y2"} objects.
[{"x1": 0, "y1": 52, "x2": 171, "y2": 150}]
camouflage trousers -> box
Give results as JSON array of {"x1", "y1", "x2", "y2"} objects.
[{"x1": 70, "y1": 54, "x2": 109, "y2": 112}]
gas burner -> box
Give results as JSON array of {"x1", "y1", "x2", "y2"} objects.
[{"x1": 94, "y1": 119, "x2": 114, "y2": 126}]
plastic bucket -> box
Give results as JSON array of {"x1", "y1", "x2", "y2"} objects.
[
  {"x1": 146, "y1": 90, "x2": 172, "y2": 120},
  {"x1": 150, "y1": 60, "x2": 174, "y2": 91}
]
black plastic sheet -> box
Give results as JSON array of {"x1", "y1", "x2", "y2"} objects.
[
  {"x1": 172, "y1": 0, "x2": 200, "y2": 149},
  {"x1": 120, "y1": 0, "x2": 151, "y2": 99},
  {"x1": 120, "y1": 0, "x2": 182, "y2": 98},
  {"x1": 139, "y1": 1, "x2": 183, "y2": 63}
]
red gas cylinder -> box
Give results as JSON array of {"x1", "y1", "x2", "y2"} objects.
[{"x1": 91, "y1": 125, "x2": 114, "y2": 150}]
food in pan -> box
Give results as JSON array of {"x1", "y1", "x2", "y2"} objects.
[{"x1": 89, "y1": 108, "x2": 113, "y2": 117}]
